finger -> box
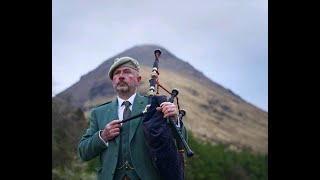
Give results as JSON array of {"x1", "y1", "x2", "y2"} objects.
[
  {"x1": 109, "y1": 119, "x2": 122, "y2": 125},
  {"x1": 163, "y1": 106, "x2": 174, "y2": 113},
  {"x1": 159, "y1": 102, "x2": 166, "y2": 107},
  {"x1": 107, "y1": 128, "x2": 120, "y2": 140},
  {"x1": 110, "y1": 122, "x2": 121, "y2": 129},
  {"x1": 161, "y1": 105, "x2": 170, "y2": 113},
  {"x1": 162, "y1": 103, "x2": 175, "y2": 111},
  {"x1": 163, "y1": 102, "x2": 175, "y2": 107},
  {"x1": 164, "y1": 108, "x2": 177, "y2": 118},
  {"x1": 112, "y1": 132, "x2": 120, "y2": 138},
  {"x1": 111, "y1": 129, "x2": 120, "y2": 137},
  {"x1": 110, "y1": 128, "x2": 120, "y2": 134}
]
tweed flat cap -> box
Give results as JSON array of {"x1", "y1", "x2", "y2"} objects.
[{"x1": 108, "y1": 56, "x2": 140, "y2": 79}]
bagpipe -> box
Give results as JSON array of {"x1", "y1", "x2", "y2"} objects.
[{"x1": 121, "y1": 49, "x2": 193, "y2": 179}]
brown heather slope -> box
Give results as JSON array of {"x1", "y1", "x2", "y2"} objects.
[{"x1": 56, "y1": 44, "x2": 268, "y2": 154}]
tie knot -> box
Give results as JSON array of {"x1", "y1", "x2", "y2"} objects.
[{"x1": 122, "y1": 101, "x2": 131, "y2": 108}]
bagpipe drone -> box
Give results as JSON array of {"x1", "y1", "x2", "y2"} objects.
[{"x1": 121, "y1": 49, "x2": 193, "y2": 180}]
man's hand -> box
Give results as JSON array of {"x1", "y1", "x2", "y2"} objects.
[
  {"x1": 156, "y1": 102, "x2": 178, "y2": 123},
  {"x1": 100, "y1": 120, "x2": 122, "y2": 141}
]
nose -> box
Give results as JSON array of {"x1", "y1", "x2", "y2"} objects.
[{"x1": 118, "y1": 72, "x2": 125, "y2": 78}]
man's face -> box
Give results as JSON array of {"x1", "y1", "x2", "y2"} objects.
[{"x1": 112, "y1": 66, "x2": 141, "y2": 94}]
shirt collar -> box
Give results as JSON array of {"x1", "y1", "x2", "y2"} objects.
[{"x1": 117, "y1": 93, "x2": 136, "y2": 108}]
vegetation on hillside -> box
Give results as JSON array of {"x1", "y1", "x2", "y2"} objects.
[
  {"x1": 52, "y1": 97, "x2": 87, "y2": 169},
  {"x1": 186, "y1": 133, "x2": 268, "y2": 180}
]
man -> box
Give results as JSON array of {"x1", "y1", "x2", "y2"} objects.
[{"x1": 78, "y1": 56, "x2": 187, "y2": 180}]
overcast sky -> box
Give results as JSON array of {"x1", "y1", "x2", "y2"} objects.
[{"x1": 52, "y1": 0, "x2": 268, "y2": 112}]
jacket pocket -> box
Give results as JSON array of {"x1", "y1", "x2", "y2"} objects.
[{"x1": 95, "y1": 166, "x2": 103, "y2": 180}]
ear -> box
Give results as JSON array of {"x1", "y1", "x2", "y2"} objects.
[{"x1": 136, "y1": 76, "x2": 141, "y2": 83}]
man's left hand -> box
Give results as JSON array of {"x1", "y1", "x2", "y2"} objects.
[{"x1": 156, "y1": 102, "x2": 178, "y2": 123}]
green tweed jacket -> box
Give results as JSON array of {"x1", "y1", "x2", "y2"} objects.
[{"x1": 78, "y1": 94, "x2": 162, "y2": 180}]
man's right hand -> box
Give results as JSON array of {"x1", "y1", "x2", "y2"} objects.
[{"x1": 100, "y1": 120, "x2": 122, "y2": 142}]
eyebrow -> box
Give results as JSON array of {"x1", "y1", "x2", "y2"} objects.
[{"x1": 114, "y1": 68, "x2": 133, "y2": 74}]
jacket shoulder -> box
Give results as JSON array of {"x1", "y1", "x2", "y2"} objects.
[{"x1": 94, "y1": 101, "x2": 112, "y2": 108}]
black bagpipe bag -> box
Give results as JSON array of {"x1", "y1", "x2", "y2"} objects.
[{"x1": 142, "y1": 95, "x2": 184, "y2": 180}]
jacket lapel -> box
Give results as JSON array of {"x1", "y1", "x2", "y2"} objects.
[
  {"x1": 129, "y1": 94, "x2": 148, "y2": 142},
  {"x1": 107, "y1": 100, "x2": 120, "y2": 144}
]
